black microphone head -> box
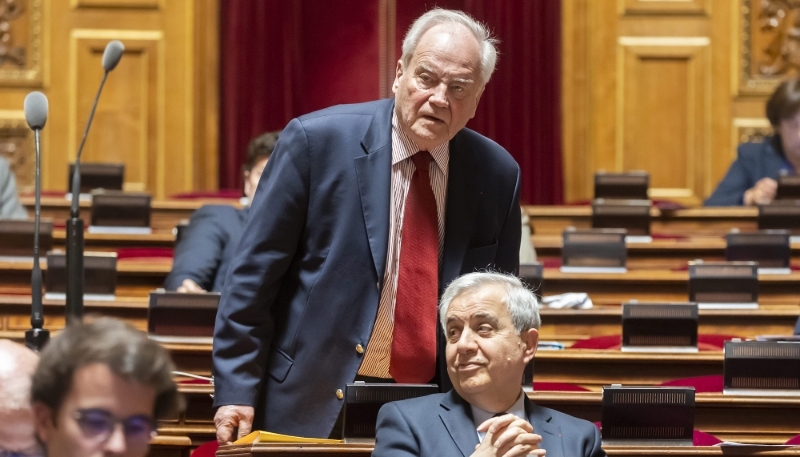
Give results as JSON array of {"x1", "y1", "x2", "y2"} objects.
[
  {"x1": 102, "y1": 40, "x2": 124, "y2": 72},
  {"x1": 24, "y1": 91, "x2": 48, "y2": 130}
]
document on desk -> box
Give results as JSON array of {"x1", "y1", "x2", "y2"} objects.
[
  {"x1": 235, "y1": 431, "x2": 342, "y2": 445},
  {"x1": 717, "y1": 442, "x2": 793, "y2": 448}
]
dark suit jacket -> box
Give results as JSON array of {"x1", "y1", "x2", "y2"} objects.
[
  {"x1": 163, "y1": 205, "x2": 248, "y2": 292},
  {"x1": 705, "y1": 137, "x2": 789, "y2": 206},
  {"x1": 212, "y1": 99, "x2": 522, "y2": 438},
  {"x1": 373, "y1": 390, "x2": 606, "y2": 457}
]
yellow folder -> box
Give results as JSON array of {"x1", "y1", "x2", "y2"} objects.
[{"x1": 234, "y1": 430, "x2": 343, "y2": 445}]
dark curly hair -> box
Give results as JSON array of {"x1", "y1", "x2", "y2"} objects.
[{"x1": 31, "y1": 317, "x2": 183, "y2": 421}]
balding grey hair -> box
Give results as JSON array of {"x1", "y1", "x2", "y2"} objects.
[
  {"x1": 401, "y1": 8, "x2": 499, "y2": 85},
  {"x1": 0, "y1": 339, "x2": 38, "y2": 411},
  {"x1": 439, "y1": 271, "x2": 541, "y2": 334}
]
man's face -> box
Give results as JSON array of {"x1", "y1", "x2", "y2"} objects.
[
  {"x1": 33, "y1": 363, "x2": 157, "y2": 457},
  {"x1": 445, "y1": 284, "x2": 538, "y2": 409},
  {"x1": 243, "y1": 156, "x2": 269, "y2": 203},
  {"x1": 393, "y1": 23, "x2": 485, "y2": 152},
  {"x1": 779, "y1": 111, "x2": 800, "y2": 162}
]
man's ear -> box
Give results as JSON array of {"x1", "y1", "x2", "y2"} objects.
[
  {"x1": 32, "y1": 401, "x2": 55, "y2": 443},
  {"x1": 521, "y1": 328, "x2": 539, "y2": 364},
  {"x1": 392, "y1": 60, "x2": 404, "y2": 94}
]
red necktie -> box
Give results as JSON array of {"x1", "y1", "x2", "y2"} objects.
[{"x1": 390, "y1": 151, "x2": 438, "y2": 383}]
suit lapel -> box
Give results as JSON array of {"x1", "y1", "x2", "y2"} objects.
[
  {"x1": 439, "y1": 390, "x2": 481, "y2": 457},
  {"x1": 440, "y1": 131, "x2": 480, "y2": 290},
  {"x1": 354, "y1": 99, "x2": 394, "y2": 282},
  {"x1": 526, "y1": 397, "x2": 565, "y2": 457}
]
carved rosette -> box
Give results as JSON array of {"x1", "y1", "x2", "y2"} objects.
[{"x1": 740, "y1": 0, "x2": 800, "y2": 94}]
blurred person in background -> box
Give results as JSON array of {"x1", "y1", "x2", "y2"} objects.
[
  {"x1": 0, "y1": 156, "x2": 28, "y2": 219},
  {"x1": 164, "y1": 131, "x2": 279, "y2": 293}
]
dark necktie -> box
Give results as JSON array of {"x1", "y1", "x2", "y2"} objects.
[{"x1": 389, "y1": 151, "x2": 438, "y2": 383}]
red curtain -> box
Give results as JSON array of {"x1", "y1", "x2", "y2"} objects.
[{"x1": 220, "y1": 0, "x2": 562, "y2": 204}]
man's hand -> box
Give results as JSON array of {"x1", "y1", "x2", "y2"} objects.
[
  {"x1": 744, "y1": 177, "x2": 778, "y2": 206},
  {"x1": 177, "y1": 278, "x2": 206, "y2": 293},
  {"x1": 471, "y1": 414, "x2": 545, "y2": 457},
  {"x1": 215, "y1": 405, "x2": 255, "y2": 444}
]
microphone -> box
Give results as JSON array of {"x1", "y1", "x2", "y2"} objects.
[
  {"x1": 23, "y1": 91, "x2": 49, "y2": 352},
  {"x1": 66, "y1": 40, "x2": 124, "y2": 325}
]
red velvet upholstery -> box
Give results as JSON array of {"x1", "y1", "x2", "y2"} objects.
[
  {"x1": 116, "y1": 247, "x2": 174, "y2": 260},
  {"x1": 659, "y1": 375, "x2": 724, "y2": 393},
  {"x1": 692, "y1": 430, "x2": 723, "y2": 446},
  {"x1": 569, "y1": 334, "x2": 738, "y2": 351},
  {"x1": 785, "y1": 434, "x2": 800, "y2": 445},
  {"x1": 532, "y1": 382, "x2": 590, "y2": 392},
  {"x1": 540, "y1": 258, "x2": 562, "y2": 269},
  {"x1": 190, "y1": 441, "x2": 219, "y2": 457}
]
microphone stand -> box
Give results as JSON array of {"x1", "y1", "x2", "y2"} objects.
[
  {"x1": 66, "y1": 70, "x2": 109, "y2": 325},
  {"x1": 25, "y1": 128, "x2": 49, "y2": 351}
]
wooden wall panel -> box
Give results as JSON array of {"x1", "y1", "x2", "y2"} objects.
[
  {"x1": 618, "y1": 38, "x2": 710, "y2": 203},
  {"x1": 563, "y1": 0, "x2": 733, "y2": 205},
  {"x1": 0, "y1": 0, "x2": 217, "y2": 200},
  {"x1": 70, "y1": 31, "x2": 163, "y2": 193}
]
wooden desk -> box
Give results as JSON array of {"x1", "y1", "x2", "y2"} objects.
[
  {"x1": 539, "y1": 305, "x2": 800, "y2": 343},
  {"x1": 217, "y1": 443, "x2": 800, "y2": 456},
  {"x1": 153, "y1": 341, "x2": 723, "y2": 386},
  {"x1": 525, "y1": 206, "x2": 758, "y2": 237},
  {"x1": 22, "y1": 196, "x2": 241, "y2": 231},
  {"x1": 0, "y1": 295, "x2": 150, "y2": 338},
  {"x1": 149, "y1": 435, "x2": 192, "y2": 457},
  {"x1": 52, "y1": 230, "x2": 176, "y2": 251},
  {"x1": 0, "y1": 258, "x2": 171, "y2": 296},
  {"x1": 169, "y1": 385, "x2": 800, "y2": 445}
]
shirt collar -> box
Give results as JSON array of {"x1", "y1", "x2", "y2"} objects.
[
  {"x1": 391, "y1": 111, "x2": 449, "y2": 173},
  {"x1": 471, "y1": 390, "x2": 527, "y2": 442}
]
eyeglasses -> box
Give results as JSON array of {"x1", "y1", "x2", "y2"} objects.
[{"x1": 72, "y1": 408, "x2": 156, "y2": 445}]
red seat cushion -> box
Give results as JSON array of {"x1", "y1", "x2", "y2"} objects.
[
  {"x1": 659, "y1": 375, "x2": 723, "y2": 393},
  {"x1": 116, "y1": 247, "x2": 174, "y2": 260},
  {"x1": 785, "y1": 434, "x2": 800, "y2": 445},
  {"x1": 190, "y1": 441, "x2": 219, "y2": 457},
  {"x1": 569, "y1": 334, "x2": 738, "y2": 351},
  {"x1": 693, "y1": 429, "x2": 722, "y2": 446},
  {"x1": 170, "y1": 190, "x2": 242, "y2": 200}
]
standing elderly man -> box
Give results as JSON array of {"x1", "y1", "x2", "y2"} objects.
[
  {"x1": 0, "y1": 340, "x2": 41, "y2": 456},
  {"x1": 213, "y1": 8, "x2": 521, "y2": 442},
  {"x1": 373, "y1": 272, "x2": 606, "y2": 457}
]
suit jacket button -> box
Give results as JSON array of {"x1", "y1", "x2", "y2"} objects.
[
  {"x1": 355, "y1": 344, "x2": 364, "y2": 354},
  {"x1": 376, "y1": 282, "x2": 380, "y2": 290},
  {"x1": 336, "y1": 389, "x2": 344, "y2": 400}
]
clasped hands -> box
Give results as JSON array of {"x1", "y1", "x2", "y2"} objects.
[
  {"x1": 472, "y1": 414, "x2": 545, "y2": 457},
  {"x1": 744, "y1": 177, "x2": 778, "y2": 206}
]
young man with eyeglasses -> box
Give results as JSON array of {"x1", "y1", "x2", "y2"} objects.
[{"x1": 30, "y1": 318, "x2": 183, "y2": 457}]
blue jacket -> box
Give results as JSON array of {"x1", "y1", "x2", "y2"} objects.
[
  {"x1": 374, "y1": 390, "x2": 606, "y2": 457},
  {"x1": 163, "y1": 205, "x2": 248, "y2": 292},
  {"x1": 705, "y1": 137, "x2": 788, "y2": 206},
  {"x1": 212, "y1": 99, "x2": 522, "y2": 438}
]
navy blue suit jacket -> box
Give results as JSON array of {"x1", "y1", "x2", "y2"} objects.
[
  {"x1": 705, "y1": 138, "x2": 788, "y2": 206},
  {"x1": 163, "y1": 205, "x2": 248, "y2": 292},
  {"x1": 374, "y1": 390, "x2": 606, "y2": 457},
  {"x1": 212, "y1": 99, "x2": 522, "y2": 438}
]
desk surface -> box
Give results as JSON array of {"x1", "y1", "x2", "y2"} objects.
[{"x1": 217, "y1": 443, "x2": 800, "y2": 456}]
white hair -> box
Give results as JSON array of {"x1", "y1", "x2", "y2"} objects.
[
  {"x1": 401, "y1": 8, "x2": 499, "y2": 85},
  {"x1": 439, "y1": 271, "x2": 541, "y2": 334}
]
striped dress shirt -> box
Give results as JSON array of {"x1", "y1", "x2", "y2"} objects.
[{"x1": 357, "y1": 111, "x2": 449, "y2": 378}]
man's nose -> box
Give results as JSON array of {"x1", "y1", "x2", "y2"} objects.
[
  {"x1": 103, "y1": 423, "x2": 128, "y2": 453},
  {"x1": 429, "y1": 83, "x2": 449, "y2": 107},
  {"x1": 456, "y1": 328, "x2": 478, "y2": 353}
]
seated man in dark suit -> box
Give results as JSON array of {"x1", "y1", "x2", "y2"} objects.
[
  {"x1": 374, "y1": 272, "x2": 605, "y2": 457},
  {"x1": 0, "y1": 156, "x2": 27, "y2": 219},
  {"x1": 706, "y1": 78, "x2": 800, "y2": 206},
  {"x1": 164, "y1": 131, "x2": 279, "y2": 292}
]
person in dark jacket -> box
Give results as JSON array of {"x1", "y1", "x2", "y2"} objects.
[
  {"x1": 706, "y1": 78, "x2": 800, "y2": 206},
  {"x1": 163, "y1": 131, "x2": 279, "y2": 292}
]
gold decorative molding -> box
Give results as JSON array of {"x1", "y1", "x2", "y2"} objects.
[
  {"x1": 732, "y1": 118, "x2": 773, "y2": 161},
  {"x1": 0, "y1": 0, "x2": 43, "y2": 86},
  {"x1": 618, "y1": 0, "x2": 709, "y2": 16},
  {"x1": 0, "y1": 110, "x2": 33, "y2": 193},
  {"x1": 738, "y1": 0, "x2": 800, "y2": 94}
]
